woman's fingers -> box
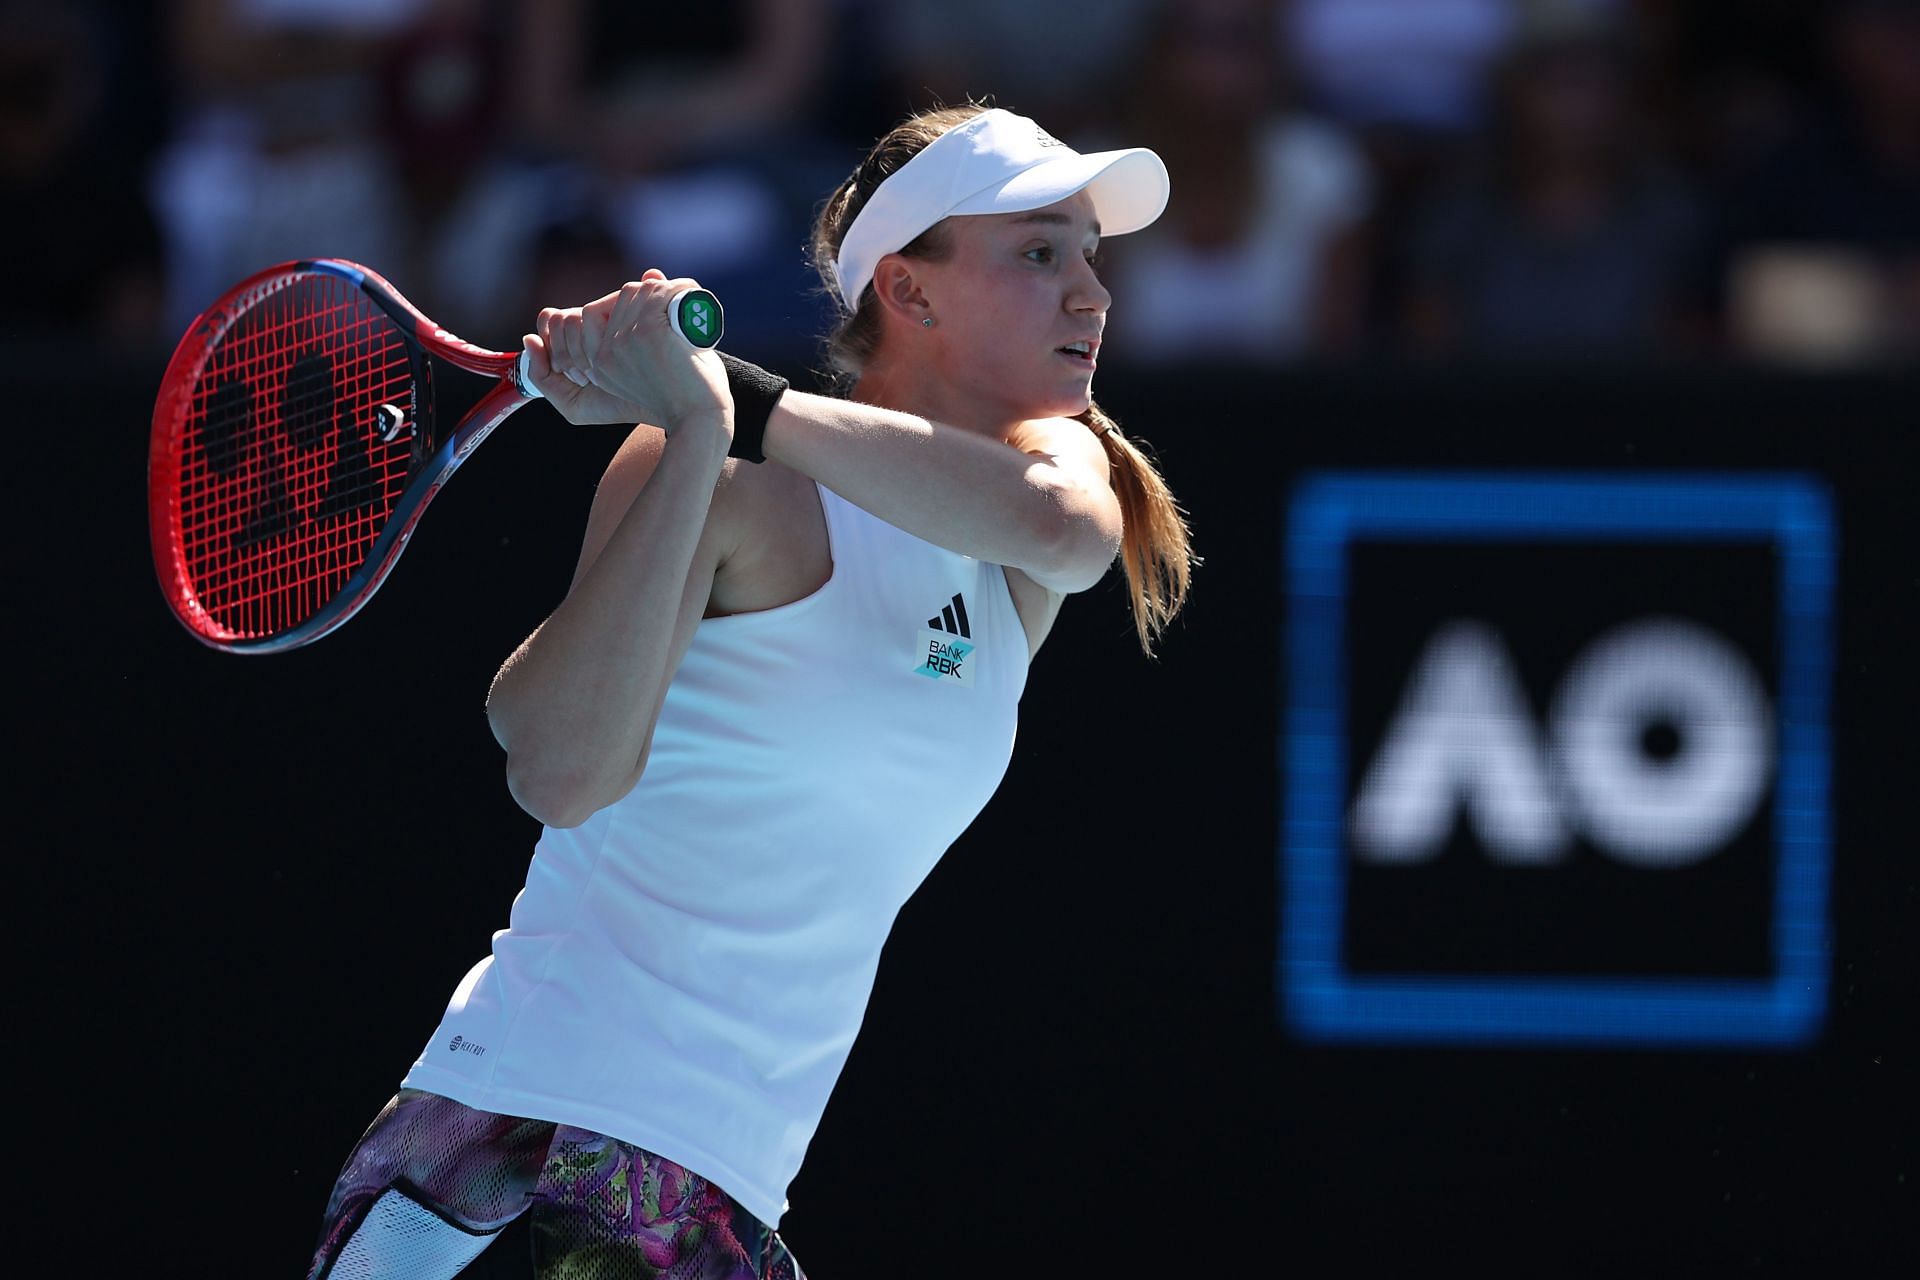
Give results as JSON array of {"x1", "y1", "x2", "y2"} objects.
[
  {"x1": 535, "y1": 308, "x2": 562, "y2": 378},
  {"x1": 519, "y1": 332, "x2": 552, "y2": 394},
  {"x1": 607, "y1": 277, "x2": 665, "y2": 338},
  {"x1": 557, "y1": 310, "x2": 594, "y2": 385},
  {"x1": 535, "y1": 272, "x2": 700, "y2": 407},
  {"x1": 533, "y1": 308, "x2": 581, "y2": 386},
  {"x1": 519, "y1": 333, "x2": 587, "y2": 404},
  {"x1": 584, "y1": 270, "x2": 662, "y2": 336},
  {"x1": 579, "y1": 285, "x2": 625, "y2": 337},
  {"x1": 603, "y1": 275, "x2": 707, "y2": 346}
]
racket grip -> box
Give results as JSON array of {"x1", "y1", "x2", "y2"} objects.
[{"x1": 516, "y1": 286, "x2": 725, "y2": 399}]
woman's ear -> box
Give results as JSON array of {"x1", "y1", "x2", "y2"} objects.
[{"x1": 871, "y1": 254, "x2": 933, "y2": 329}]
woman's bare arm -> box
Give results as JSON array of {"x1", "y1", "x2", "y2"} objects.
[
  {"x1": 759, "y1": 397, "x2": 1120, "y2": 594},
  {"x1": 484, "y1": 316, "x2": 739, "y2": 829}
]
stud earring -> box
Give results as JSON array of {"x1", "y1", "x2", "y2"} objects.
[{"x1": 922, "y1": 317, "x2": 934, "y2": 328}]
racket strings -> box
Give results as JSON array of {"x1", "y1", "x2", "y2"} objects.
[{"x1": 172, "y1": 272, "x2": 421, "y2": 639}]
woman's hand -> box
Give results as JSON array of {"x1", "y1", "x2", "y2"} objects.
[
  {"x1": 528, "y1": 270, "x2": 733, "y2": 441},
  {"x1": 519, "y1": 326, "x2": 650, "y2": 426},
  {"x1": 585, "y1": 271, "x2": 733, "y2": 437}
]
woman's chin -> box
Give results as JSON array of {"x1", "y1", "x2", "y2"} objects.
[
  {"x1": 1038, "y1": 383, "x2": 1095, "y2": 418},
  {"x1": 981, "y1": 372, "x2": 1093, "y2": 423}
]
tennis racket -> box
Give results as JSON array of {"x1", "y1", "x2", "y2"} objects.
[{"x1": 148, "y1": 257, "x2": 722, "y2": 654}]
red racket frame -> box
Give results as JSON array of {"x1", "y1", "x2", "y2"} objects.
[{"x1": 149, "y1": 258, "x2": 535, "y2": 653}]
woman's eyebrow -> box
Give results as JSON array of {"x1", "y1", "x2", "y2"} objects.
[{"x1": 1009, "y1": 211, "x2": 1103, "y2": 236}]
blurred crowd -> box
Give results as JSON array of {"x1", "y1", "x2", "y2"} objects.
[{"x1": 4, "y1": 0, "x2": 1916, "y2": 371}]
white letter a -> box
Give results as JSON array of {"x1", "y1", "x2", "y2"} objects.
[{"x1": 1350, "y1": 621, "x2": 1570, "y2": 864}]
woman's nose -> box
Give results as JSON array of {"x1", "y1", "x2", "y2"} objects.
[{"x1": 1070, "y1": 257, "x2": 1112, "y2": 314}]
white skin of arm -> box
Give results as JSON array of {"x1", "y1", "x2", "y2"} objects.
[
  {"x1": 759, "y1": 393, "x2": 1120, "y2": 594},
  {"x1": 483, "y1": 279, "x2": 739, "y2": 828}
]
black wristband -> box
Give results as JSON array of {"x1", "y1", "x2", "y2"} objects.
[{"x1": 719, "y1": 352, "x2": 788, "y2": 464}]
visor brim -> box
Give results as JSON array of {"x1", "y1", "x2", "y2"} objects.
[{"x1": 948, "y1": 147, "x2": 1170, "y2": 236}]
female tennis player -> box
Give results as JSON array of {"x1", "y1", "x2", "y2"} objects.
[{"x1": 305, "y1": 103, "x2": 1191, "y2": 1280}]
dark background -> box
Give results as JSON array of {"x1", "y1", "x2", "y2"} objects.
[
  {"x1": 7, "y1": 0, "x2": 1918, "y2": 1274},
  {"x1": 15, "y1": 355, "x2": 1914, "y2": 1275}
]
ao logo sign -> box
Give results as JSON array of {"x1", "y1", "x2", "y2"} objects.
[
  {"x1": 1279, "y1": 473, "x2": 1834, "y2": 1049},
  {"x1": 1351, "y1": 618, "x2": 1771, "y2": 870}
]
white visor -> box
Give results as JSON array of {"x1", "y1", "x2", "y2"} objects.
[{"x1": 832, "y1": 108, "x2": 1170, "y2": 309}]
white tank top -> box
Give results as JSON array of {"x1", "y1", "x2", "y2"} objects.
[{"x1": 401, "y1": 482, "x2": 1027, "y2": 1228}]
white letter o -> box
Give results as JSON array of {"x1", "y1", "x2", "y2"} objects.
[{"x1": 1551, "y1": 619, "x2": 1773, "y2": 867}]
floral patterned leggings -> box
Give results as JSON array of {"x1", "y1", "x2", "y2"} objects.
[{"x1": 306, "y1": 1089, "x2": 807, "y2": 1280}]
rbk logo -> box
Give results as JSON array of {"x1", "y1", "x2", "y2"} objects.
[{"x1": 916, "y1": 593, "x2": 976, "y2": 685}]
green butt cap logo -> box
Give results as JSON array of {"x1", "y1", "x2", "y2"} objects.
[{"x1": 673, "y1": 290, "x2": 724, "y2": 349}]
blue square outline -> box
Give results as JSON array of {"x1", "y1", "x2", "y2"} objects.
[{"x1": 1279, "y1": 471, "x2": 1835, "y2": 1048}]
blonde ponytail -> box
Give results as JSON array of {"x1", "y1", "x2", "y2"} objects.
[{"x1": 1078, "y1": 401, "x2": 1196, "y2": 655}]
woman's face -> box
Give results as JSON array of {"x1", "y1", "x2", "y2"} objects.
[{"x1": 907, "y1": 189, "x2": 1112, "y2": 423}]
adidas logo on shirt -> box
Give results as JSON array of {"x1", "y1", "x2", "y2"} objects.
[
  {"x1": 914, "y1": 593, "x2": 975, "y2": 686},
  {"x1": 926, "y1": 592, "x2": 971, "y2": 639}
]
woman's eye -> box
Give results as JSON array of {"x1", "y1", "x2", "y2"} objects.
[
  {"x1": 1025, "y1": 245, "x2": 1054, "y2": 264},
  {"x1": 1085, "y1": 249, "x2": 1103, "y2": 268}
]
